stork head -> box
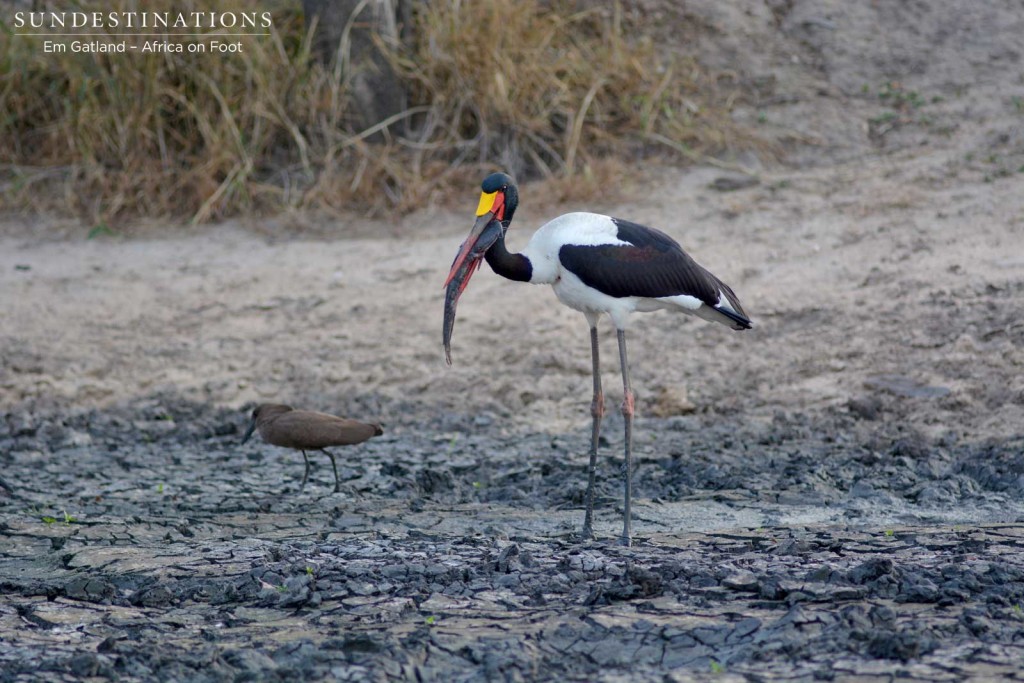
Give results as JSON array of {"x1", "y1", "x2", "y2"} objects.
[
  {"x1": 442, "y1": 172, "x2": 519, "y2": 364},
  {"x1": 444, "y1": 173, "x2": 518, "y2": 287}
]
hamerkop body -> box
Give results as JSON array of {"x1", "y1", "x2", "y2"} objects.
[{"x1": 241, "y1": 404, "x2": 383, "y2": 492}]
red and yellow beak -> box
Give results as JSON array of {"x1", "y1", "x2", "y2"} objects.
[
  {"x1": 442, "y1": 190, "x2": 507, "y2": 364},
  {"x1": 443, "y1": 190, "x2": 506, "y2": 288}
]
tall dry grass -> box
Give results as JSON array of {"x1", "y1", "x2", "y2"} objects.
[{"x1": 0, "y1": 0, "x2": 754, "y2": 226}]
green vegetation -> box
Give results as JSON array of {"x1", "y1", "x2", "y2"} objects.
[
  {"x1": 0, "y1": 0, "x2": 753, "y2": 225},
  {"x1": 876, "y1": 81, "x2": 925, "y2": 110},
  {"x1": 39, "y1": 509, "x2": 76, "y2": 525},
  {"x1": 87, "y1": 223, "x2": 117, "y2": 240},
  {"x1": 868, "y1": 80, "x2": 939, "y2": 136}
]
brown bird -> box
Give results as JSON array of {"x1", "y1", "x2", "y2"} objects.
[{"x1": 241, "y1": 404, "x2": 383, "y2": 492}]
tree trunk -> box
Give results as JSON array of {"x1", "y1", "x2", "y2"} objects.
[{"x1": 302, "y1": 0, "x2": 408, "y2": 134}]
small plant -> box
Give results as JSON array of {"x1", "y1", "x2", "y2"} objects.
[
  {"x1": 425, "y1": 615, "x2": 437, "y2": 626},
  {"x1": 869, "y1": 81, "x2": 937, "y2": 137},
  {"x1": 87, "y1": 224, "x2": 117, "y2": 240},
  {"x1": 41, "y1": 515, "x2": 57, "y2": 525},
  {"x1": 869, "y1": 111, "x2": 899, "y2": 127},
  {"x1": 877, "y1": 82, "x2": 925, "y2": 110},
  {"x1": 884, "y1": 529, "x2": 895, "y2": 537},
  {"x1": 710, "y1": 660, "x2": 725, "y2": 674},
  {"x1": 305, "y1": 566, "x2": 314, "y2": 576},
  {"x1": 157, "y1": 483, "x2": 164, "y2": 494}
]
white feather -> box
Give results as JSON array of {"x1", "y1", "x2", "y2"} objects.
[{"x1": 511, "y1": 211, "x2": 744, "y2": 331}]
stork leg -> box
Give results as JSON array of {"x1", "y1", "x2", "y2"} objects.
[
  {"x1": 616, "y1": 329, "x2": 634, "y2": 547},
  {"x1": 582, "y1": 325, "x2": 604, "y2": 541},
  {"x1": 300, "y1": 450, "x2": 311, "y2": 490},
  {"x1": 322, "y1": 449, "x2": 341, "y2": 493}
]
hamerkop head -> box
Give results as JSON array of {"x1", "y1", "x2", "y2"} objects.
[{"x1": 242, "y1": 403, "x2": 292, "y2": 444}]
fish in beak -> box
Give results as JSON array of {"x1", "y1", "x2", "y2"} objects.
[{"x1": 443, "y1": 189, "x2": 507, "y2": 365}]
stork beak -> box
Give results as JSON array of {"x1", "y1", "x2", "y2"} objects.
[
  {"x1": 444, "y1": 189, "x2": 506, "y2": 289},
  {"x1": 443, "y1": 199, "x2": 506, "y2": 365},
  {"x1": 241, "y1": 416, "x2": 257, "y2": 444},
  {"x1": 443, "y1": 213, "x2": 502, "y2": 288}
]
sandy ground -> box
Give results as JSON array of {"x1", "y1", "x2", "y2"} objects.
[
  {"x1": 4, "y1": 0, "x2": 1024, "y2": 441},
  {"x1": 3, "y1": 144, "x2": 1024, "y2": 441},
  {"x1": 3, "y1": 1, "x2": 1024, "y2": 680}
]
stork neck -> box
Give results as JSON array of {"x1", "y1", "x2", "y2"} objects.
[{"x1": 485, "y1": 228, "x2": 532, "y2": 283}]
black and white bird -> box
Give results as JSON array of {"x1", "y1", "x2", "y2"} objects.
[{"x1": 443, "y1": 172, "x2": 751, "y2": 545}]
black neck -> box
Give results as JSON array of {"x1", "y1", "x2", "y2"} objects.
[{"x1": 485, "y1": 227, "x2": 532, "y2": 282}]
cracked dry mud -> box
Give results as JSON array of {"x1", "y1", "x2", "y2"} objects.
[{"x1": 2, "y1": 395, "x2": 1024, "y2": 682}]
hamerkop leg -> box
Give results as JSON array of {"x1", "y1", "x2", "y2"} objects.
[
  {"x1": 300, "y1": 450, "x2": 311, "y2": 489},
  {"x1": 321, "y1": 449, "x2": 341, "y2": 493}
]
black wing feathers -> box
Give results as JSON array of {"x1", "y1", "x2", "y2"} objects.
[{"x1": 558, "y1": 218, "x2": 725, "y2": 305}]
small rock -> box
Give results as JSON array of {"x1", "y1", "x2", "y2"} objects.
[
  {"x1": 721, "y1": 570, "x2": 759, "y2": 591},
  {"x1": 864, "y1": 374, "x2": 950, "y2": 399},
  {"x1": 649, "y1": 385, "x2": 696, "y2": 417},
  {"x1": 728, "y1": 617, "x2": 761, "y2": 641},
  {"x1": 848, "y1": 558, "x2": 894, "y2": 585},
  {"x1": 64, "y1": 576, "x2": 116, "y2": 604},
  {"x1": 847, "y1": 395, "x2": 883, "y2": 420},
  {"x1": 710, "y1": 175, "x2": 759, "y2": 192}
]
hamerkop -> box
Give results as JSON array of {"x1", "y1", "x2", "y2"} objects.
[{"x1": 241, "y1": 404, "x2": 383, "y2": 492}]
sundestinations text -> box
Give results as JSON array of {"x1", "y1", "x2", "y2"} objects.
[{"x1": 14, "y1": 11, "x2": 272, "y2": 30}]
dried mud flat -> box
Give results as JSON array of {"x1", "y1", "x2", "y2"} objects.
[
  {"x1": 3, "y1": 398, "x2": 1024, "y2": 682},
  {"x1": 4, "y1": 1, "x2": 1024, "y2": 681}
]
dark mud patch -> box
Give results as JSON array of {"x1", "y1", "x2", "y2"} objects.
[{"x1": 2, "y1": 395, "x2": 1024, "y2": 680}]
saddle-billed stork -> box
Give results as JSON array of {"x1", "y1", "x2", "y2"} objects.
[{"x1": 443, "y1": 172, "x2": 751, "y2": 545}]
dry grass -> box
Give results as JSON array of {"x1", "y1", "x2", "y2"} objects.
[{"x1": 0, "y1": 0, "x2": 757, "y2": 226}]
